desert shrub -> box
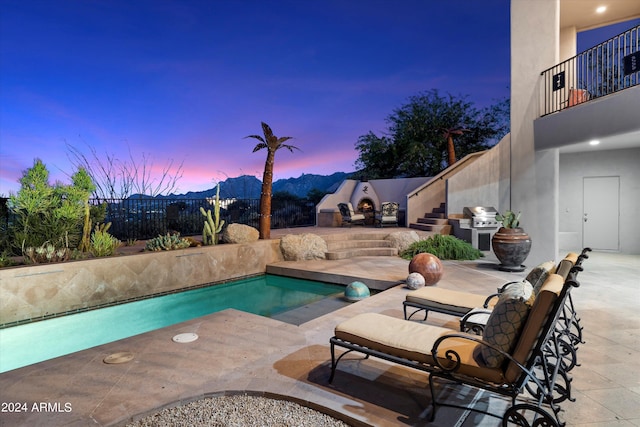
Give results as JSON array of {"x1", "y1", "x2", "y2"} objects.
[
  {"x1": 9, "y1": 159, "x2": 93, "y2": 254},
  {"x1": 0, "y1": 251, "x2": 16, "y2": 268},
  {"x1": 401, "y1": 234, "x2": 484, "y2": 260},
  {"x1": 90, "y1": 223, "x2": 121, "y2": 257}
]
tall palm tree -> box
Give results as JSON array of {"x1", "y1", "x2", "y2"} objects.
[
  {"x1": 245, "y1": 122, "x2": 298, "y2": 239},
  {"x1": 441, "y1": 127, "x2": 469, "y2": 166}
]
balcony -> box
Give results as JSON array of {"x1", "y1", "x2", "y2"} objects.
[
  {"x1": 540, "y1": 24, "x2": 639, "y2": 117},
  {"x1": 534, "y1": 24, "x2": 640, "y2": 153}
]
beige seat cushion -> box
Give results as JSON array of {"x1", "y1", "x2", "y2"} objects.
[
  {"x1": 405, "y1": 288, "x2": 488, "y2": 315},
  {"x1": 405, "y1": 260, "x2": 555, "y2": 316},
  {"x1": 477, "y1": 280, "x2": 535, "y2": 368},
  {"x1": 334, "y1": 312, "x2": 505, "y2": 383}
]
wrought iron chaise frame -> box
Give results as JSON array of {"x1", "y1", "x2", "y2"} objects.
[{"x1": 329, "y1": 270, "x2": 582, "y2": 426}]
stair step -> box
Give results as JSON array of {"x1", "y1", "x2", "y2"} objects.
[
  {"x1": 417, "y1": 218, "x2": 449, "y2": 225},
  {"x1": 409, "y1": 223, "x2": 452, "y2": 235},
  {"x1": 325, "y1": 247, "x2": 399, "y2": 260},
  {"x1": 326, "y1": 239, "x2": 394, "y2": 251},
  {"x1": 322, "y1": 232, "x2": 390, "y2": 242}
]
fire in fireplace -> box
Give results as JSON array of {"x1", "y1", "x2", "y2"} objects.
[{"x1": 357, "y1": 198, "x2": 375, "y2": 212}]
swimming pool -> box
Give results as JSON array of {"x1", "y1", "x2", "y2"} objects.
[{"x1": 0, "y1": 275, "x2": 344, "y2": 373}]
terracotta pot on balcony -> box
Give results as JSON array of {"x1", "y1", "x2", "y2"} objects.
[{"x1": 491, "y1": 227, "x2": 532, "y2": 272}]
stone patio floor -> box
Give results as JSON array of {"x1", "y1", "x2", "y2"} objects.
[{"x1": 0, "y1": 227, "x2": 638, "y2": 426}]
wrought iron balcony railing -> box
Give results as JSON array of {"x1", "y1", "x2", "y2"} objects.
[{"x1": 540, "y1": 24, "x2": 639, "y2": 116}]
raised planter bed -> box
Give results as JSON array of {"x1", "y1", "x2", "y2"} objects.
[{"x1": 0, "y1": 240, "x2": 283, "y2": 326}]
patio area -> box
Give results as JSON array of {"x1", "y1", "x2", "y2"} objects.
[{"x1": 1, "y1": 227, "x2": 639, "y2": 426}]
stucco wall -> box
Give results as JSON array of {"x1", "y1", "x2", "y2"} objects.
[
  {"x1": 511, "y1": 0, "x2": 561, "y2": 266},
  {"x1": 559, "y1": 147, "x2": 640, "y2": 254},
  {"x1": 0, "y1": 240, "x2": 284, "y2": 325},
  {"x1": 447, "y1": 134, "x2": 511, "y2": 215}
]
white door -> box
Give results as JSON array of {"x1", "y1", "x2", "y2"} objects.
[{"x1": 583, "y1": 176, "x2": 619, "y2": 251}]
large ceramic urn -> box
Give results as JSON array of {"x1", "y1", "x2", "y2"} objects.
[{"x1": 491, "y1": 227, "x2": 532, "y2": 272}]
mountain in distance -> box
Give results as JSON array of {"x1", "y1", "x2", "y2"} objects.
[
  {"x1": 273, "y1": 172, "x2": 350, "y2": 197},
  {"x1": 156, "y1": 172, "x2": 352, "y2": 200}
]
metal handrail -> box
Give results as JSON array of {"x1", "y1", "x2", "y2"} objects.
[{"x1": 540, "y1": 24, "x2": 639, "y2": 116}]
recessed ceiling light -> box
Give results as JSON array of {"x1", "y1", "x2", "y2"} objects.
[
  {"x1": 589, "y1": 139, "x2": 600, "y2": 146},
  {"x1": 596, "y1": 6, "x2": 607, "y2": 13}
]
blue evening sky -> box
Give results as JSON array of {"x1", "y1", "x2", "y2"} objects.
[{"x1": 0, "y1": 1, "x2": 634, "y2": 195}]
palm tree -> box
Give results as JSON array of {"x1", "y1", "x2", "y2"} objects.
[
  {"x1": 245, "y1": 122, "x2": 298, "y2": 239},
  {"x1": 441, "y1": 127, "x2": 469, "y2": 166}
]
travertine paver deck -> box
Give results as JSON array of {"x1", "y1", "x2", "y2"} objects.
[{"x1": 0, "y1": 228, "x2": 638, "y2": 426}]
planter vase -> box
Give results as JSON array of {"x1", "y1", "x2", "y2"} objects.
[{"x1": 491, "y1": 227, "x2": 532, "y2": 272}]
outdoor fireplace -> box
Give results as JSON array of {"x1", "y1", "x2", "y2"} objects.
[{"x1": 350, "y1": 181, "x2": 380, "y2": 215}]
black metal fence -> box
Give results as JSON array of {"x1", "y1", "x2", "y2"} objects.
[
  {"x1": 0, "y1": 197, "x2": 316, "y2": 242},
  {"x1": 540, "y1": 24, "x2": 639, "y2": 116}
]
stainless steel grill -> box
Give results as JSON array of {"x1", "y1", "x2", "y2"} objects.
[{"x1": 463, "y1": 206, "x2": 500, "y2": 228}]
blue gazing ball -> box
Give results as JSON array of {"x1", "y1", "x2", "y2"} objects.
[{"x1": 344, "y1": 281, "x2": 370, "y2": 302}]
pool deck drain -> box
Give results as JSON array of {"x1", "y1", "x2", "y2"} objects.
[{"x1": 172, "y1": 333, "x2": 199, "y2": 343}]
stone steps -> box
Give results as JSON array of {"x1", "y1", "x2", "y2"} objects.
[
  {"x1": 409, "y1": 202, "x2": 452, "y2": 234},
  {"x1": 326, "y1": 239, "x2": 394, "y2": 251},
  {"x1": 322, "y1": 232, "x2": 399, "y2": 260}
]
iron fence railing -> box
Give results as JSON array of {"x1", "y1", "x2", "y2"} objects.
[
  {"x1": 99, "y1": 197, "x2": 316, "y2": 240},
  {"x1": 540, "y1": 24, "x2": 639, "y2": 116},
  {"x1": 0, "y1": 197, "x2": 316, "y2": 242}
]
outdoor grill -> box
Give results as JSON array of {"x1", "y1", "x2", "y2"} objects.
[{"x1": 463, "y1": 206, "x2": 500, "y2": 228}]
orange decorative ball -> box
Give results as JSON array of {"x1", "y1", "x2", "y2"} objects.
[{"x1": 409, "y1": 253, "x2": 443, "y2": 286}]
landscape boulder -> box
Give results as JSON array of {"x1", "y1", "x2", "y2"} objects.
[
  {"x1": 280, "y1": 233, "x2": 327, "y2": 261},
  {"x1": 384, "y1": 230, "x2": 421, "y2": 254},
  {"x1": 221, "y1": 223, "x2": 259, "y2": 244}
]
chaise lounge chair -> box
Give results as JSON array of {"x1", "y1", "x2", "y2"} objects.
[
  {"x1": 403, "y1": 249, "x2": 590, "y2": 330},
  {"x1": 329, "y1": 271, "x2": 581, "y2": 425}
]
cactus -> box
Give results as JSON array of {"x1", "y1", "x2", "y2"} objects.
[
  {"x1": 90, "y1": 222, "x2": 121, "y2": 257},
  {"x1": 144, "y1": 233, "x2": 191, "y2": 251},
  {"x1": 200, "y1": 184, "x2": 225, "y2": 245}
]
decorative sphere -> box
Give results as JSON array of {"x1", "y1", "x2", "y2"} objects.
[
  {"x1": 344, "y1": 281, "x2": 370, "y2": 302},
  {"x1": 406, "y1": 272, "x2": 426, "y2": 290},
  {"x1": 409, "y1": 253, "x2": 444, "y2": 286}
]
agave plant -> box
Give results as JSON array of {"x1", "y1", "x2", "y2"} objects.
[{"x1": 495, "y1": 210, "x2": 522, "y2": 228}]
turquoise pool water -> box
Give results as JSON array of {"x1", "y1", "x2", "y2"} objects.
[{"x1": 0, "y1": 275, "x2": 344, "y2": 373}]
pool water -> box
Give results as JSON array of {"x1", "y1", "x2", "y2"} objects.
[{"x1": 0, "y1": 275, "x2": 344, "y2": 373}]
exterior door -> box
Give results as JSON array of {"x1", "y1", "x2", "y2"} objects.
[{"x1": 583, "y1": 176, "x2": 619, "y2": 251}]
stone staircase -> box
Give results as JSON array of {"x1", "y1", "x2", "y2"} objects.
[
  {"x1": 323, "y1": 232, "x2": 398, "y2": 260},
  {"x1": 409, "y1": 203, "x2": 452, "y2": 235}
]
